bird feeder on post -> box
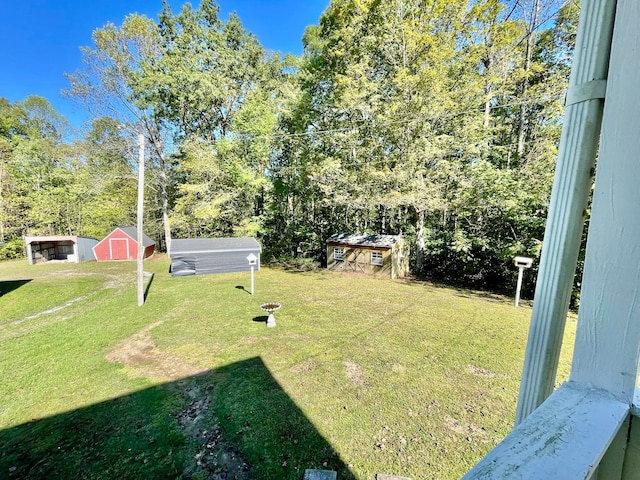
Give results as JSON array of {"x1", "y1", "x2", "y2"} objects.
[
  {"x1": 247, "y1": 253, "x2": 258, "y2": 295},
  {"x1": 514, "y1": 256, "x2": 533, "y2": 307}
]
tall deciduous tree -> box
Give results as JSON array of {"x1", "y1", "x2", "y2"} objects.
[
  {"x1": 64, "y1": 14, "x2": 174, "y2": 251},
  {"x1": 135, "y1": 1, "x2": 269, "y2": 142},
  {"x1": 80, "y1": 117, "x2": 138, "y2": 239},
  {"x1": 287, "y1": 0, "x2": 478, "y2": 272},
  {"x1": 134, "y1": 0, "x2": 281, "y2": 238}
]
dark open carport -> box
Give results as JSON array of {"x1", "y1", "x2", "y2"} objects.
[{"x1": 24, "y1": 236, "x2": 98, "y2": 265}]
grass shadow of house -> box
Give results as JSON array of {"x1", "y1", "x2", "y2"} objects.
[
  {"x1": 0, "y1": 357, "x2": 354, "y2": 480},
  {"x1": 0, "y1": 279, "x2": 31, "y2": 296}
]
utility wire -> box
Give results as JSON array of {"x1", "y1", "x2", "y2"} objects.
[{"x1": 240, "y1": 93, "x2": 563, "y2": 143}]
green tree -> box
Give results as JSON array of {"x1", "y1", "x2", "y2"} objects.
[
  {"x1": 79, "y1": 117, "x2": 138, "y2": 239},
  {"x1": 64, "y1": 14, "x2": 173, "y2": 251},
  {"x1": 135, "y1": 1, "x2": 269, "y2": 142},
  {"x1": 134, "y1": 0, "x2": 282, "y2": 238}
]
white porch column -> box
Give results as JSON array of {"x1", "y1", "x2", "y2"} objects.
[
  {"x1": 571, "y1": 0, "x2": 640, "y2": 402},
  {"x1": 515, "y1": 0, "x2": 617, "y2": 424}
]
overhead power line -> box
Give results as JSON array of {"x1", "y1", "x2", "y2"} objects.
[{"x1": 247, "y1": 93, "x2": 564, "y2": 143}]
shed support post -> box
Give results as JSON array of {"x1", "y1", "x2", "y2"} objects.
[{"x1": 26, "y1": 243, "x2": 33, "y2": 265}]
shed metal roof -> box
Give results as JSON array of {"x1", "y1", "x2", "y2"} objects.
[
  {"x1": 24, "y1": 235, "x2": 97, "y2": 244},
  {"x1": 327, "y1": 233, "x2": 402, "y2": 248},
  {"x1": 118, "y1": 226, "x2": 155, "y2": 247},
  {"x1": 171, "y1": 237, "x2": 262, "y2": 255}
]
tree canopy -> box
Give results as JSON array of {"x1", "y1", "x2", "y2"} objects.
[{"x1": 1, "y1": 0, "x2": 580, "y2": 301}]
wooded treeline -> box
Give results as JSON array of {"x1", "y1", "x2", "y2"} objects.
[{"x1": 0, "y1": 0, "x2": 580, "y2": 299}]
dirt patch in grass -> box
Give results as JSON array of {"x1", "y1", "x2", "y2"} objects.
[
  {"x1": 290, "y1": 358, "x2": 317, "y2": 373},
  {"x1": 107, "y1": 322, "x2": 205, "y2": 380},
  {"x1": 443, "y1": 415, "x2": 489, "y2": 443},
  {"x1": 466, "y1": 364, "x2": 501, "y2": 378},
  {"x1": 391, "y1": 363, "x2": 405, "y2": 373},
  {"x1": 344, "y1": 361, "x2": 365, "y2": 385},
  {"x1": 177, "y1": 382, "x2": 250, "y2": 479},
  {"x1": 24, "y1": 296, "x2": 88, "y2": 320},
  {"x1": 0, "y1": 296, "x2": 87, "y2": 329},
  {"x1": 0, "y1": 295, "x2": 94, "y2": 340},
  {"x1": 281, "y1": 333, "x2": 311, "y2": 341},
  {"x1": 238, "y1": 336, "x2": 269, "y2": 345},
  {"x1": 103, "y1": 273, "x2": 135, "y2": 289},
  {"x1": 59, "y1": 270, "x2": 96, "y2": 276}
]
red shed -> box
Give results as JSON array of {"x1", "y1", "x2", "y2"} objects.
[{"x1": 93, "y1": 226, "x2": 155, "y2": 261}]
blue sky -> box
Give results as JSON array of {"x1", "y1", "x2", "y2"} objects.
[{"x1": 0, "y1": 0, "x2": 329, "y2": 127}]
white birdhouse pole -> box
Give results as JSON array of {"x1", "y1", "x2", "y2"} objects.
[
  {"x1": 514, "y1": 256, "x2": 533, "y2": 307},
  {"x1": 247, "y1": 253, "x2": 258, "y2": 295}
]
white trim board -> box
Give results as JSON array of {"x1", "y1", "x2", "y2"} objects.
[{"x1": 463, "y1": 382, "x2": 629, "y2": 479}]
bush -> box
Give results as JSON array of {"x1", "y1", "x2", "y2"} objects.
[
  {"x1": 268, "y1": 256, "x2": 320, "y2": 272},
  {"x1": 0, "y1": 238, "x2": 25, "y2": 260}
]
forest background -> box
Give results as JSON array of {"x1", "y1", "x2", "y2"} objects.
[{"x1": 0, "y1": 0, "x2": 581, "y2": 301}]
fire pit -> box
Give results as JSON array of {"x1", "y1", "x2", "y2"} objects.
[{"x1": 260, "y1": 302, "x2": 281, "y2": 328}]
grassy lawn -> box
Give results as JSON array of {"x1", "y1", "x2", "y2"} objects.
[{"x1": 0, "y1": 256, "x2": 576, "y2": 479}]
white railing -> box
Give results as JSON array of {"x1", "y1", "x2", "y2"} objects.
[{"x1": 463, "y1": 383, "x2": 629, "y2": 479}]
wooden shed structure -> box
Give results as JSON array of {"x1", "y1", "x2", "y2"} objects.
[
  {"x1": 25, "y1": 235, "x2": 98, "y2": 265},
  {"x1": 93, "y1": 226, "x2": 155, "y2": 261},
  {"x1": 326, "y1": 234, "x2": 409, "y2": 279},
  {"x1": 170, "y1": 237, "x2": 261, "y2": 277}
]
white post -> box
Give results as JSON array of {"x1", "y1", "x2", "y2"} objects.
[
  {"x1": 246, "y1": 253, "x2": 258, "y2": 295},
  {"x1": 515, "y1": 267, "x2": 525, "y2": 307},
  {"x1": 26, "y1": 242, "x2": 33, "y2": 265},
  {"x1": 571, "y1": 0, "x2": 640, "y2": 402},
  {"x1": 136, "y1": 133, "x2": 145, "y2": 307},
  {"x1": 515, "y1": 0, "x2": 616, "y2": 425}
]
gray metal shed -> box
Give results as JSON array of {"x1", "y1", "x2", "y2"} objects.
[{"x1": 170, "y1": 237, "x2": 262, "y2": 277}]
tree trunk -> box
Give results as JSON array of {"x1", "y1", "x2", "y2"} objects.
[
  {"x1": 484, "y1": 84, "x2": 492, "y2": 130},
  {"x1": 148, "y1": 132, "x2": 172, "y2": 255},
  {"x1": 483, "y1": 55, "x2": 493, "y2": 130},
  {"x1": 516, "y1": 0, "x2": 541, "y2": 160},
  {"x1": 415, "y1": 208, "x2": 425, "y2": 275},
  {"x1": 159, "y1": 164, "x2": 171, "y2": 255}
]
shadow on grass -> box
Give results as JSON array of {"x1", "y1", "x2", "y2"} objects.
[
  {"x1": 0, "y1": 280, "x2": 32, "y2": 297},
  {"x1": 398, "y1": 276, "x2": 522, "y2": 306},
  {"x1": 0, "y1": 357, "x2": 354, "y2": 480},
  {"x1": 266, "y1": 262, "x2": 321, "y2": 275},
  {"x1": 453, "y1": 287, "x2": 520, "y2": 305},
  {"x1": 235, "y1": 285, "x2": 250, "y2": 294},
  {"x1": 144, "y1": 273, "x2": 155, "y2": 302},
  {"x1": 252, "y1": 315, "x2": 268, "y2": 324}
]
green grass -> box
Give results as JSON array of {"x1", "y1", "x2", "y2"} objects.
[{"x1": 0, "y1": 257, "x2": 576, "y2": 479}]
